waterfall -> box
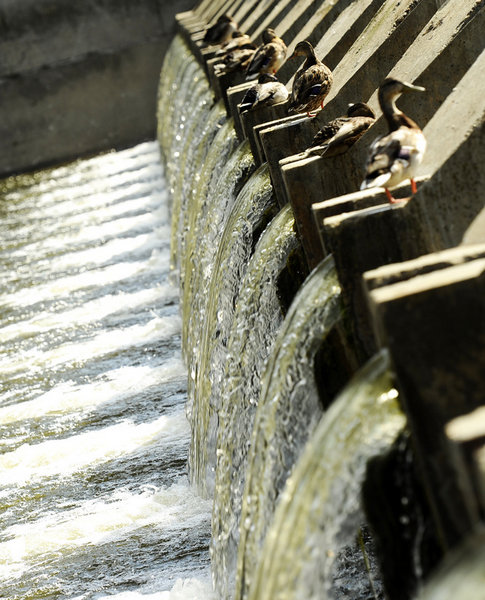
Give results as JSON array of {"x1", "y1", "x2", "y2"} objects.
[
  {"x1": 182, "y1": 139, "x2": 254, "y2": 371},
  {"x1": 158, "y1": 33, "x2": 412, "y2": 600},
  {"x1": 190, "y1": 164, "x2": 278, "y2": 497},
  {"x1": 0, "y1": 142, "x2": 215, "y2": 598},
  {"x1": 210, "y1": 205, "x2": 302, "y2": 598},
  {"x1": 236, "y1": 255, "x2": 343, "y2": 600},
  {"x1": 247, "y1": 350, "x2": 405, "y2": 600}
]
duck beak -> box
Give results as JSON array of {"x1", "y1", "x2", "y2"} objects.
[{"x1": 402, "y1": 82, "x2": 426, "y2": 93}]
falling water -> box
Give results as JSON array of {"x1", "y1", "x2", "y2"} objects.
[
  {"x1": 247, "y1": 350, "x2": 406, "y2": 600},
  {"x1": 0, "y1": 142, "x2": 215, "y2": 599},
  {"x1": 189, "y1": 164, "x2": 278, "y2": 497},
  {"x1": 181, "y1": 139, "x2": 254, "y2": 370},
  {"x1": 210, "y1": 205, "x2": 303, "y2": 599},
  {"x1": 236, "y1": 255, "x2": 343, "y2": 600},
  {"x1": 155, "y1": 31, "x2": 418, "y2": 600}
]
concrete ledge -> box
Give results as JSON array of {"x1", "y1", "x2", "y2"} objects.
[
  {"x1": 367, "y1": 250, "x2": 485, "y2": 547},
  {"x1": 241, "y1": 101, "x2": 290, "y2": 165}
]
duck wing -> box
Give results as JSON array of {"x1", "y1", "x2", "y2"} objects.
[
  {"x1": 239, "y1": 85, "x2": 259, "y2": 112},
  {"x1": 254, "y1": 82, "x2": 289, "y2": 109},
  {"x1": 246, "y1": 41, "x2": 285, "y2": 79},
  {"x1": 290, "y1": 64, "x2": 332, "y2": 111},
  {"x1": 362, "y1": 127, "x2": 425, "y2": 188},
  {"x1": 311, "y1": 117, "x2": 348, "y2": 146},
  {"x1": 215, "y1": 48, "x2": 256, "y2": 74},
  {"x1": 315, "y1": 116, "x2": 375, "y2": 157}
]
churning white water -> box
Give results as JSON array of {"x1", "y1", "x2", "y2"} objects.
[{"x1": 0, "y1": 142, "x2": 215, "y2": 599}]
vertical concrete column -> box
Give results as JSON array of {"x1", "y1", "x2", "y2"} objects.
[
  {"x1": 241, "y1": 102, "x2": 290, "y2": 164},
  {"x1": 366, "y1": 247, "x2": 485, "y2": 548}
]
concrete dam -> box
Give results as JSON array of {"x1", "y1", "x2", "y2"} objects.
[{"x1": 0, "y1": 0, "x2": 484, "y2": 598}]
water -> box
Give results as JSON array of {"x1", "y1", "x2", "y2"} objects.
[
  {"x1": 190, "y1": 164, "x2": 277, "y2": 498},
  {"x1": 211, "y1": 205, "x2": 302, "y2": 599},
  {"x1": 247, "y1": 350, "x2": 406, "y2": 600},
  {"x1": 236, "y1": 256, "x2": 343, "y2": 600},
  {"x1": 0, "y1": 142, "x2": 215, "y2": 599}
]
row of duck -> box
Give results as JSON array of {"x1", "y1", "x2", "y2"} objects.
[{"x1": 202, "y1": 14, "x2": 427, "y2": 203}]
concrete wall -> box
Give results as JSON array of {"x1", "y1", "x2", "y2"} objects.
[{"x1": 0, "y1": 0, "x2": 195, "y2": 176}]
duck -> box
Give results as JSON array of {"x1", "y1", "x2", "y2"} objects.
[
  {"x1": 245, "y1": 28, "x2": 287, "y2": 80},
  {"x1": 287, "y1": 40, "x2": 333, "y2": 117},
  {"x1": 360, "y1": 78, "x2": 426, "y2": 203},
  {"x1": 306, "y1": 103, "x2": 376, "y2": 157},
  {"x1": 214, "y1": 47, "x2": 256, "y2": 76},
  {"x1": 203, "y1": 14, "x2": 238, "y2": 46},
  {"x1": 215, "y1": 31, "x2": 255, "y2": 56},
  {"x1": 239, "y1": 73, "x2": 289, "y2": 114}
]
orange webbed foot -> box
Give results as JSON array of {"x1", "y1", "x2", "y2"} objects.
[{"x1": 386, "y1": 188, "x2": 399, "y2": 204}]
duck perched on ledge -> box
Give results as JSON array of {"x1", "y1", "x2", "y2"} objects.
[
  {"x1": 203, "y1": 14, "x2": 239, "y2": 46},
  {"x1": 239, "y1": 73, "x2": 289, "y2": 113},
  {"x1": 245, "y1": 28, "x2": 287, "y2": 80},
  {"x1": 360, "y1": 78, "x2": 426, "y2": 203},
  {"x1": 215, "y1": 31, "x2": 255, "y2": 56},
  {"x1": 306, "y1": 102, "x2": 376, "y2": 157},
  {"x1": 288, "y1": 40, "x2": 333, "y2": 117},
  {"x1": 214, "y1": 47, "x2": 256, "y2": 76}
]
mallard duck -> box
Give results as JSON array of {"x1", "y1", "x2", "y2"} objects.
[
  {"x1": 203, "y1": 14, "x2": 238, "y2": 46},
  {"x1": 215, "y1": 31, "x2": 255, "y2": 56},
  {"x1": 288, "y1": 40, "x2": 333, "y2": 117},
  {"x1": 360, "y1": 78, "x2": 426, "y2": 203},
  {"x1": 306, "y1": 103, "x2": 376, "y2": 157},
  {"x1": 239, "y1": 73, "x2": 289, "y2": 113},
  {"x1": 214, "y1": 47, "x2": 256, "y2": 75},
  {"x1": 245, "y1": 28, "x2": 287, "y2": 80}
]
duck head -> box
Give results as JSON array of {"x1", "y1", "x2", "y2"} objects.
[
  {"x1": 288, "y1": 40, "x2": 315, "y2": 60},
  {"x1": 378, "y1": 78, "x2": 425, "y2": 105},
  {"x1": 346, "y1": 102, "x2": 375, "y2": 119},
  {"x1": 262, "y1": 28, "x2": 278, "y2": 43},
  {"x1": 257, "y1": 73, "x2": 279, "y2": 84}
]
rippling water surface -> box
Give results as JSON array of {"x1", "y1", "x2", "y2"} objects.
[{"x1": 0, "y1": 142, "x2": 214, "y2": 600}]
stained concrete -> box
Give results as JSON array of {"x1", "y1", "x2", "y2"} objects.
[
  {"x1": 257, "y1": 0, "x2": 436, "y2": 208},
  {"x1": 281, "y1": 1, "x2": 484, "y2": 272},
  {"x1": 0, "y1": 0, "x2": 196, "y2": 176},
  {"x1": 366, "y1": 249, "x2": 485, "y2": 547}
]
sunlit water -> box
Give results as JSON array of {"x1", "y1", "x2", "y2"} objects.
[{"x1": 0, "y1": 142, "x2": 215, "y2": 600}]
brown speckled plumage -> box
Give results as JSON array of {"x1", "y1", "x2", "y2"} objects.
[
  {"x1": 245, "y1": 28, "x2": 287, "y2": 80},
  {"x1": 288, "y1": 41, "x2": 333, "y2": 115},
  {"x1": 308, "y1": 103, "x2": 375, "y2": 157}
]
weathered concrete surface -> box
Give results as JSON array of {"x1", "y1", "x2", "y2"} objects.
[
  {"x1": 322, "y1": 198, "x2": 414, "y2": 362},
  {"x1": 317, "y1": 82, "x2": 483, "y2": 359},
  {"x1": 0, "y1": 0, "x2": 195, "y2": 176},
  {"x1": 313, "y1": 73, "x2": 483, "y2": 358},
  {"x1": 313, "y1": 177, "x2": 429, "y2": 256},
  {"x1": 366, "y1": 249, "x2": 485, "y2": 548},
  {"x1": 257, "y1": 0, "x2": 438, "y2": 208},
  {"x1": 282, "y1": 3, "x2": 484, "y2": 276},
  {"x1": 241, "y1": 102, "x2": 290, "y2": 165},
  {"x1": 447, "y1": 408, "x2": 485, "y2": 517}
]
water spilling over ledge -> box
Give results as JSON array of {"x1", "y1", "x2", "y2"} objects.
[{"x1": 159, "y1": 0, "x2": 485, "y2": 599}]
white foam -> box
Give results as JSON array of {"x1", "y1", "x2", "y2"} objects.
[
  {"x1": 0, "y1": 283, "x2": 178, "y2": 344},
  {"x1": 1, "y1": 248, "x2": 169, "y2": 308},
  {"x1": 0, "y1": 412, "x2": 189, "y2": 486},
  {"x1": 94, "y1": 577, "x2": 216, "y2": 600},
  {"x1": 0, "y1": 479, "x2": 211, "y2": 582},
  {"x1": 7, "y1": 207, "x2": 168, "y2": 261},
  {"x1": 0, "y1": 357, "x2": 186, "y2": 424},
  {"x1": 0, "y1": 313, "x2": 181, "y2": 375}
]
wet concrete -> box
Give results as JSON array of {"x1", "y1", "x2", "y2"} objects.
[
  {"x1": 0, "y1": 0, "x2": 195, "y2": 176},
  {"x1": 173, "y1": 0, "x2": 485, "y2": 591}
]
